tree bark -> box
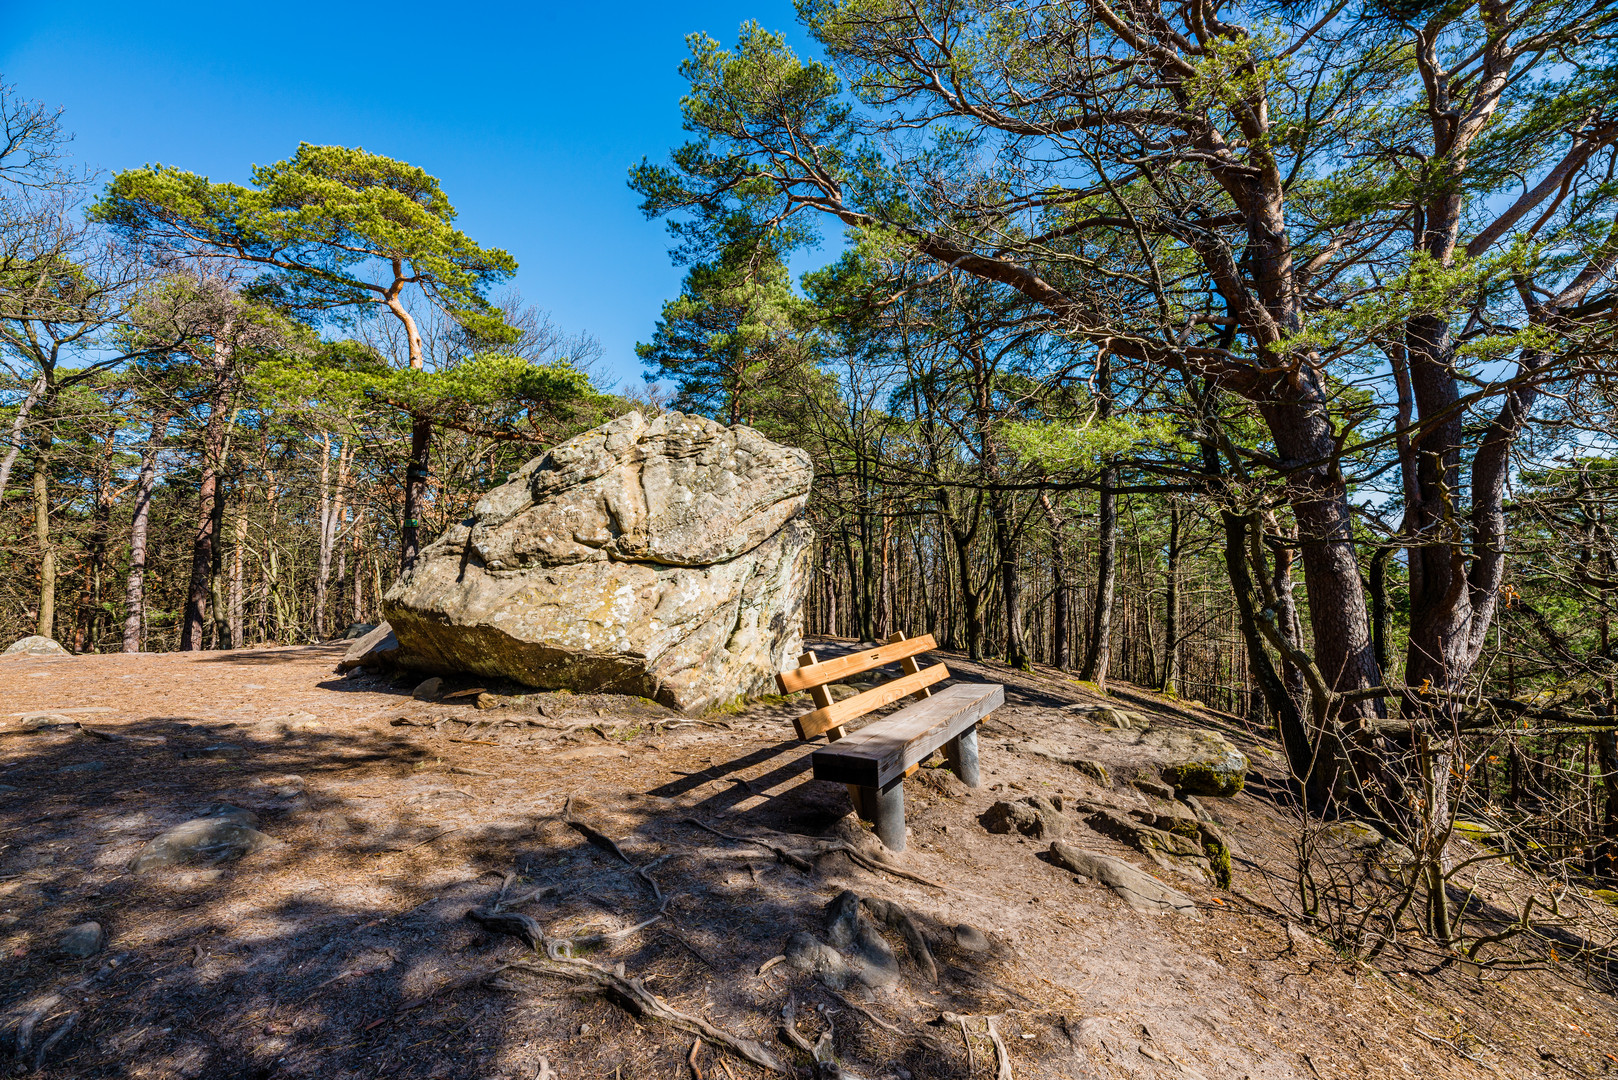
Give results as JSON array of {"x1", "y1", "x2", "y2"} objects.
[
  {"x1": 124, "y1": 410, "x2": 169, "y2": 652},
  {"x1": 1040, "y1": 491, "x2": 1071, "y2": 670},
  {"x1": 33, "y1": 441, "x2": 53, "y2": 640},
  {"x1": 0, "y1": 376, "x2": 44, "y2": 513},
  {"x1": 1080, "y1": 351, "x2": 1117, "y2": 686},
  {"x1": 314, "y1": 434, "x2": 352, "y2": 637},
  {"x1": 229, "y1": 502, "x2": 247, "y2": 649},
  {"x1": 386, "y1": 288, "x2": 432, "y2": 574},
  {"x1": 989, "y1": 485, "x2": 1030, "y2": 669},
  {"x1": 207, "y1": 480, "x2": 229, "y2": 648},
  {"x1": 74, "y1": 430, "x2": 120, "y2": 652},
  {"x1": 401, "y1": 415, "x2": 431, "y2": 573},
  {"x1": 1163, "y1": 501, "x2": 1182, "y2": 695},
  {"x1": 181, "y1": 327, "x2": 234, "y2": 650},
  {"x1": 1080, "y1": 469, "x2": 1118, "y2": 687}
]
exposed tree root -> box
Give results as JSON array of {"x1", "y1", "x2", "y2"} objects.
[
  {"x1": 823, "y1": 989, "x2": 903, "y2": 1034},
  {"x1": 985, "y1": 1015, "x2": 1014, "y2": 1080},
  {"x1": 494, "y1": 955, "x2": 788, "y2": 1074},
  {"x1": 565, "y1": 797, "x2": 669, "y2": 909},
  {"x1": 678, "y1": 818, "x2": 946, "y2": 889},
  {"x1": 33, "y1": 1012, "x2": 77, "y2": 1071}
]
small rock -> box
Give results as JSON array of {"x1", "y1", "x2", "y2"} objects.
[
  {"x1": 1133, "y1": 777, "x2": 1175, "y2": 800},
  {"x1": 1451, "y1": 819, "x2": 1504, "y2": 846},
  {"x1": 1180, "y1": 794, "x2": 1218, "y2": 823},
  {"x1": 0, "y1": 784, "x2": 16, "y2": 793},
  {"x1": 276, "y1": 712, "x2": 322, "y2": 732},
  {"x1": 1322, "y1": 820, "x2": 1415, "y2": 865},
  {"x1": 1089, "y1": 706, "x2": 1152, "y2": 731},
  {"x1": 337, "y1": 621, "x2": 400, "y2": 672},
  {"x1": 412, "y1": 676, "x2": 444, "y2": 701},
  {"x1": 16, "y1": 713, "x2": 75, "y2": 731},
  {"x1": 130, "y1": 806, "x2": 278, "y2": 874},
  {"x1": 56, "y1": 760, "x2": 106, "y2": 776},
  {"x1": 1322, "y1": 820, "x2": 1388, "y2": 851},
  {"x1": 187, "y1": 744, "x2": 242, "y2": 757},
  {"x1": 981, "y1": 796, "x2": 1069, "y2": 840},
  {"x1": 59, "y1": 921, "x2": 105, "y2": 957},
  {"x1": 3, "y1": 635, "x2": 70, "y2": 657},
  {"x1": 342, "y1": 622, "x2": 377, "y2": 640},
  {"x1": 954, "y1": 924, "x2": 989, "y2": 952}
]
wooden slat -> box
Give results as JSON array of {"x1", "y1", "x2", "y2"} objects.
[
  {"x1": 890, "y1": 631, "x2": 932, "y2": 700},
  {"x1": 812, "y1": 683, "x2": 1005, "y2": 789},
  {"x1": 791, "y1": 663, "x2": 949, "y2": 740},
  {"x1": 796, "y1": 650, "x2": 845, "y2": 740},
  {"x1": 776, "y1": 634, "x2": 937, "y2": 694}
]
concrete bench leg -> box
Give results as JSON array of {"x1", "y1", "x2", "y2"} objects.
[
  {"x1": 859, "y1": 782, "x2": 906, "y2": 852},
  {"x1": 946, "y1": 725, "x2": 981, "y2": 787}
]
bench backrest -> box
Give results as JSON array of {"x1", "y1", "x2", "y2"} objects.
[{"x1": 776, "y1": 632, "x2": 948, "y2": 741}]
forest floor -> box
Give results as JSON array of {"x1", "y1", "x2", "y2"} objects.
[{"x1": 1, "y1": 640, "x2": 1616, "y2": 1080}]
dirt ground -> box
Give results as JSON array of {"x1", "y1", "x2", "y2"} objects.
[{"x1": 1, "y1": 640, "x2": 1616, "y2": 1079}]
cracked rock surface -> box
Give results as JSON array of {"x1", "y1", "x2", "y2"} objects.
[{"x1": 384, "y1": 411, "x2": 814, "y2": 712}]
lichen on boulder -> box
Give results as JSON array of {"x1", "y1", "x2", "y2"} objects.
[
  {"x1": 383, "y1": 411, "x2": 814, "y2": 713},
  {"x1": 1146, "y1": 727, "x2": 1250, "y2": 796},
  {"x1": 3, "y1": 635, "x2": 69, "y2": 657}
]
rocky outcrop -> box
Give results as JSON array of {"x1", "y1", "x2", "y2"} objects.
[
  {"x1": 383, "y1": 412, "x2": 813, "y2": 713},
  {"x1": 1146, "y1": 728, "x2": 1250, "y2": 796},
  {"x1": 981, "y1": 795, "x2": 1071, "y2": 840},
  {"x1": 1048, "y1": 842, "x2": 1200, "y2": 916}
]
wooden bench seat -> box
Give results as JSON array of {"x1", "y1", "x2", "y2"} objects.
[{"x1": 776, "y1": 633, "x2": 1003, "y2": 852}]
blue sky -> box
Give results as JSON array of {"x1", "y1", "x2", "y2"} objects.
[{"x1": 0, "y1": 0, "x2": 827, "y2": 390}]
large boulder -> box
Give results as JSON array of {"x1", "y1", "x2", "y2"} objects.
[
  {"x1": 383, "y1": 411, "x2": 813, "y2": 713},
  {"x1": 3, "y1": 635, "x2": 69, "y2": 657}
]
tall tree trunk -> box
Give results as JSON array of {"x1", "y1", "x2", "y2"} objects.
[
  {"x1": 207, "y1": 481, "x2": 229, "y2": 648},
  {"x1": 314, "y1": 434, "x2": 352, "y2": 637},
  {"x1": 386, "y1": 291, "x2": 432, "y2": 574},
  {"x1": 181, "y1": 331, "x2": 234, "y2": 650},
  {"x1": 1196, "y1": 425, "x2": 1327, "y2": 806},
  {"x1": 1265, "y1": 518, "x2": 1307, "y2": 713},
  {"x1": 124, "y1": 411, "x2": 169, "y2": 652},
  {"x1": 0, "y1": 376, "x2": 44, "y2": 514},
  {"x1": 1040, "y1": 492, "x2": 1071, "y2": 669},
  {"x1": 351, "y1": 518, "x2": 365, "y2": 624},
  {"x1": 315, "y1": 431, "x2": 334, "y2": 638},
  {"x1": 229, "y1": 503, "x2": 247, "y2": 649},
  {"x1": 33, "y1": 440, "x2": 54, "y2": 640},
  {"x1": 1596, "y1": 730, "x2": 1618, "y2": 883},
  {"x1": 401, "y1": 415, "x2": 431, "y2": 573},
  {"x1": 1163, "y1": 501, "x2": 1182, "y2": 694},
  {"x1": 989, "y1": 487, "x2": 1030, "y2": 669},
  {"x1": 1080, "y1": 351, "x2": 1117, "y2": 686},
  {"x1": 1080, "y1": 471, "x2": 1118, "y2": 686}
]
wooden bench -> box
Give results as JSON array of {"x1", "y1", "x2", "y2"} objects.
[{"x1": 776, "y1": 632, "x2": 1004, "y2": 852}]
